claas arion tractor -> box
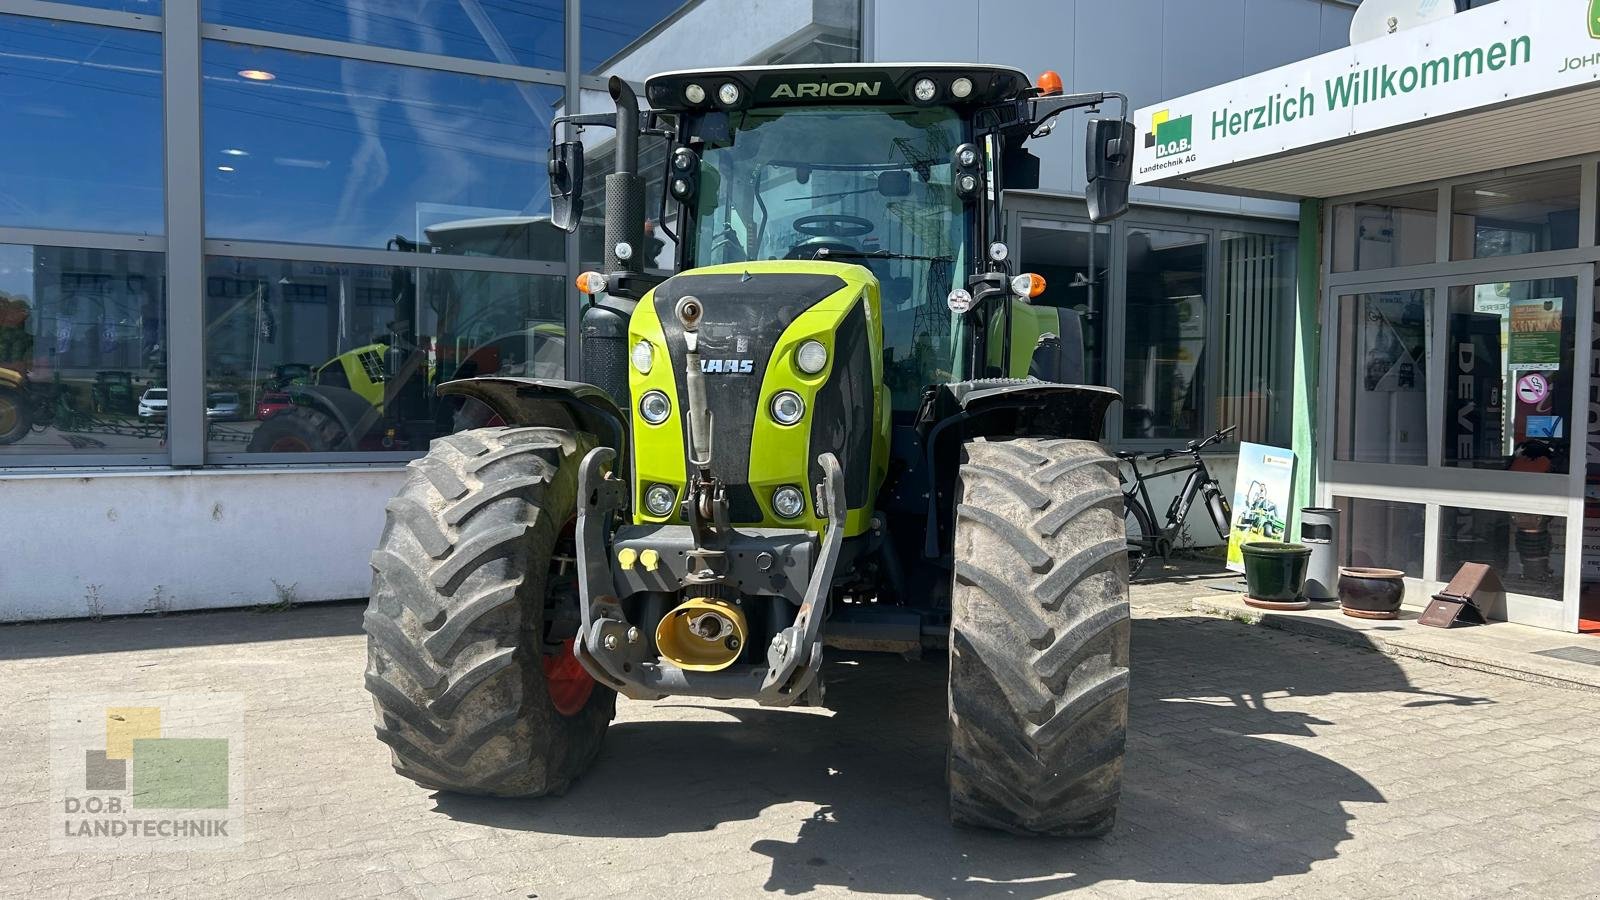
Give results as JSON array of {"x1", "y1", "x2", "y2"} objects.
[{"x1": 363, "y1": 63, "x2": 1136, "y2": 836}]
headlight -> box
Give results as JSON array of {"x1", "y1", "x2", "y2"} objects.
[
  {"x1": 796, "y1": 340, "x2": 828, "y2": 375},
  {"x1": 770, "y1": 391, "x2": 804, "y2": 426},
  {"x1": 772, "y1": 485, "x2": 806, "y2": 519},
  {"x1": 950, "y1": 77, "x2": 974, "y2": 99},
  {"x1": 913, "y1": 78, "x2": 937, "y2": 102},
  {"x1": 644, "y1": 484, "x2": 677, "y2": 517},
  {"x1": 684, "y1": 83, "x2": 706, "y2": 104},
  {"x1": 631, "y1": 339, "x2": 653, "y2": 374},
  {"x1": 718, "y1": 82, "x2": 741, "y2": 105},
  {"x1": 639, "y1": 390, "x2": 671, "y2": 425}
]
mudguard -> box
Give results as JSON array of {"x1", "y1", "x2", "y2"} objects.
[{"x1": 437, "y1": 377, "x2": 628, "y2": 452}]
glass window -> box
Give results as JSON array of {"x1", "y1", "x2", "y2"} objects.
[
  {"x1": 583, "y1": 1, "x2": 860, "y2": 74},
  {"x1": 203, "y1": 1, "x2": 563, "y2": 70},
  {"x1": 1334, "y1": 497, "x2": 1425, "y2": 578},
  {"x1": 204, "y1": 256, "x2": 564, "y2": 455},
  {"x1": 1443, "y1": 277, "x2": 1576, "y2": 474},
  {"x1": 1334, "y1": 289, "x2": 1431, "y2": 465},
  {"x1": 0, "y1": 244, "x2": 166, "y2": 458},
  {"x1": 1331, "y1": 190, "x2": 1437, "y2": 273},
  {"x1": 203, "y1": 42, "x2": 563, "y2": 257},
  {"x1": 1020, "y1": 219, "x2": 1109, "y2": 385},
  {"x1": 1450, "y1": 168, "x2": 1580, "y2": 260},
  {"x1": 0, "y1": 16, "x2": 163, "y2": 235},
  {"x1": 47, "y1": 1, "x2": 160, "y2": 11},
  {"x1": 1123, "y1": 228, "x2": 1207, "y2": 439},
  {"x1": 1217, "y1": 231, "x2": 1295, "y2": 447},
  {"x1": 1440, "y1": 506, "x2": 1565, "y2": 601}
]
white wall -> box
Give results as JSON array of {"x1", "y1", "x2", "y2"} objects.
[
  {"x1": 0, "y1": 467, "x2": 403, "y2": 621},
  {"x1": 871, "y1": 0, "x2": 1356, "y2": 218}
]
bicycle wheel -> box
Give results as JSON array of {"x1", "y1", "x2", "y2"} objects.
[
  {"x1": 1203, "y1": 482, "x2": 1232, "y2": 540},
  {"x1": 1123, "y1": 495, "x2": 1156, "y2": 579}
]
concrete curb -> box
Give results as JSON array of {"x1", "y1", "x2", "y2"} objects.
[{"x1": 1189, "y1": 595, "x2": 1600, "y2": 695}]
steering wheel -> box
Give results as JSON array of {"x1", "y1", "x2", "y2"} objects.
[{"x1": 793, "y1": 214, "x2": 874, "y2": 239}]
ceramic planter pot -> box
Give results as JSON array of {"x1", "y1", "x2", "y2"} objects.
[
  {"x1": 1241, "y1": 541, "x2": 1312, "y2": 610},
  {"x1": 1338, "y1": 567, "x2": 1405, "y2": 619}
]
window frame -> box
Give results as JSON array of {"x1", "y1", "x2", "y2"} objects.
[{"x1": 1319, "y1": 152, "x2": 1600, "y2": 632}]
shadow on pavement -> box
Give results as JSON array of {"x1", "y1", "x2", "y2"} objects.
[
  {"x1": 434, "y1": 616, "x2": 1492, "y2": 898},
  {"x1": 0, "y1": 601, "x2": 366, "y2": 660}
]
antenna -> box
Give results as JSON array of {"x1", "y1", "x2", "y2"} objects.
[{"x1": 1349, "y1": 0, "x2": 1456, "y2": 44}]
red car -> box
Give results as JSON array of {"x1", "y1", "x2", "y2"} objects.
[{"x1": 256, "y1": 392, "x2": 293, "y2": 420}]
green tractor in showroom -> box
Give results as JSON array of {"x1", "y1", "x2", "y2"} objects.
[{"x1": 363, "y1": 63, "x2": 1137, "y2": 836}]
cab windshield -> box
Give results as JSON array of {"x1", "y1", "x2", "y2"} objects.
[{"x1": 686, "y1": 105, "x2": 970, "y2": 410}]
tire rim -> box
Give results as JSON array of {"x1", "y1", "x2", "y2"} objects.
[
  {"x1": 542, "y1": 638, "x2": 594, "y2": 716},
  {"x1": 542, "y1": 516, "x2": 594, "y2": 717}
]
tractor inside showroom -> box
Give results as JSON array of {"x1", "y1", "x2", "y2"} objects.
[{"x1": 363, "y1": 63, "x2": 1137, "y2": 836}]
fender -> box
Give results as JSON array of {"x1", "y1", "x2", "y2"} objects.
[
  {"x1": 917, "y1": 378, "x2": 1121, "y2": 556},
  {"x1": 284, "y1": 383, "x2": 377, "y2": 451},
  {"x1": 437, "y1": 377, "x2": 628, "y2": 456}
]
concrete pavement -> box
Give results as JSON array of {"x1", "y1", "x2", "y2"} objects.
[{"x1": 1, "y1": 575, "x2": 1597, "y2": 898}]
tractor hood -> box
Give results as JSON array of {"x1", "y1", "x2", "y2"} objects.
[{"x1": 626, "y1": 261, "x2": 888, "y2": 536}]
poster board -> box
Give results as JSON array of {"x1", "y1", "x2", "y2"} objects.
[{"x1": 1225, "y1": 443, "x2": 1296, "y2": 572}]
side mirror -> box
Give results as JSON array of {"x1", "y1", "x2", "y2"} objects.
[
  {"x1": 549, "y1": 140, "x2": 584, "y2": 233},
  {"x1": 1085, "y1": 118, "x2": 1134, "y2": 224}
]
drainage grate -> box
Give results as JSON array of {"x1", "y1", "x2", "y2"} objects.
[{"x1": 1533, "y1": 646, "x2": 1600, "y2": 667}]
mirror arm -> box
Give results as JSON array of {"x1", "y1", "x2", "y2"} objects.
[{"x1": 1027, "y1": 91, "x2": 1127, "y2": 133}]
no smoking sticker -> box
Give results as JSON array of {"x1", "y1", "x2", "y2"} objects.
[{"x1": 1516, "y1": 372, "x2": 1550, "y2": 405}]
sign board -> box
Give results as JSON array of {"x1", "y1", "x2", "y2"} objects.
[
  {"x1": 1508, "y1": 297, "x2": 1563, "y2": 371},
  {"x1": 1225, "y1": 443, "x2": 1296, "y2": 572},
  {"x1": 1135, "y1": 1, "x2": 1600, "y2": 185}
]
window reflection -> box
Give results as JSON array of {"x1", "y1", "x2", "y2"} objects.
[
  {"x1": 1021, "y1": 219, "x2": 1109, "y2": 385},
  {"x1": 203, "y1": 42, "x2": 562, "y2": 256},
  {"x1": 582, "y1": 0, "x2": 860, "y2": 74},
  {"x1": 1450, "y1": 168, "x2": 1580, "y2": 260},
  {"x1": 0, "y1": 15, "x2": 163, "y2": 234},
  {"x1": 1444, "y1": 278, "x2": 1575, "y2": 474},
  {"x1": 1123, "y1": 228, "x2": 1207, "y2": 439},
  {"x1": 204, "y1": 1, "x2": 563, "y2": 70},
  {"x1": 0, "y1": 244, "x2": 166, "y2": 456},
  {"x1": 1334, "y1": 496, "x2": 1424, "y2": 578},
  {"x1": 203, "y1": 256, "x2": 564, "y2": 454},
  {"x1": 1334, "y1": 290, "x2": 1431, "y2": 465},
  {"x1": 1440, "y1": 506, "x2": 1565, "y2": 601}
]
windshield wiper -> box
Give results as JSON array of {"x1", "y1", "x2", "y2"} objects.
[{"x1": 811, "y1": 249, "x2": 952, "y2": 263}]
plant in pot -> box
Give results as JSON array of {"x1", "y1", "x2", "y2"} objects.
[{"x1": 1240, "y1": 541, "x2": 1313, "y2": 611}]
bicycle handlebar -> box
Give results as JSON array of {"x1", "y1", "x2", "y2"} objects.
[{"x1": 1142, "y1": 425, "x2": 1238, "y2": 462}]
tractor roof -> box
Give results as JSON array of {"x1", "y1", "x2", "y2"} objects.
[{"x1": 644, "y1": 63, "x2": 1033, "y2": 113}]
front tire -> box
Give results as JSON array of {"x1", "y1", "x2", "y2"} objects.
[
  {"x1": 948, "y1": 438, "x2": 1131, "y2": 837},
  {"x1": 364, "y1": 427, "x2": 614, "y2": 796},
  {"x1": 247, "y1": 405, "x2": 343, "y2": 452}
]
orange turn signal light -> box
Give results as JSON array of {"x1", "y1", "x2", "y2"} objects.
[
  {"x1": 1037, "y1": 70, "x2": 1064, "y2": 96},
  {"x1": 576, "y1": 271, "x2": 606, "y2": 295},
  {"x1": 1011, "y1": 273, "x2": 1046, "y2": 299}
]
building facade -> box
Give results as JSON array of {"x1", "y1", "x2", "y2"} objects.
[{"x1": 0, "y1": 0, "x2": 1353, "y2": 620}]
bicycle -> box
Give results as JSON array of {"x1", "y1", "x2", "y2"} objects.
[{"x1": 1119, "y1": 425, "x2": 1236, "y2": 578}]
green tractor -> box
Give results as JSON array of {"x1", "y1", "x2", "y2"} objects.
[{"x1": 363, "y1": 63, "x2": 1137, "y2": 836}]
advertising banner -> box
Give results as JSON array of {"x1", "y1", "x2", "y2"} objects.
[
  {"x1": 1226, "y1": 443, "x2": 1296, "y2": 572},
  {"x1": 1135, "y1": 1, "x2": 1600, "y2": 185}
]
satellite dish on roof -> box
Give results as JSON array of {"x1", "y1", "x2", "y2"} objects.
[{"x1": 1350, "y1": 0, "x2": 1455, "y2": 44}]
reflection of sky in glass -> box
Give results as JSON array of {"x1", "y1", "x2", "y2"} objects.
[
  {"x1": 204, "y1": 0, "x2": 564, "y2": 70},
  {"x1": 204, "y1": 42, "x2": 560, "y2": 253},
  {"x1": 581, "y1": 0, "x2": 689, "y2": 71},
  {"x1": 50, "y1": 1, "x2": 161, "y2": 11},
  {"x1": 0, "y1": 16, "x2": 164, "y2": 234}
]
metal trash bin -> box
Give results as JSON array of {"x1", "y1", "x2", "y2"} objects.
[{"x1": 1300, "y1": 507, "x2": 1341, "y2": 601}]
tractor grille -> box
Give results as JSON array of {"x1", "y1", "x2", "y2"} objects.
[{"x1": 652, "y1": 271, "x2": 858, "y2": 522}]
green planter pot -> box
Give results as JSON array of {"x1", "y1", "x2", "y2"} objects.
[{"x1": 1241, "y1": 541, "x2": 1312, "y2": 610}]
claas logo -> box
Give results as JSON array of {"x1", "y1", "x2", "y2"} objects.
[{"x1": 1146, "y1": 110, "x2": 1193, "y2": 159}]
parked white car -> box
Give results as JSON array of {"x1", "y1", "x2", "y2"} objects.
[{"x1": 137, "y1": 387, "x2": 168, "y2": 419}]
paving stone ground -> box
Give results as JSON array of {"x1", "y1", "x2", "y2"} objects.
[{"x1": 1, "y1": 567, "x2": 1597, "y2": 898}]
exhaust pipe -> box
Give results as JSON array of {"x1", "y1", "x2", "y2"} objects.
[
  {"x1": 604, "y1": 76, "x2": 646, "y2": 276},
  {"x1": 655, "y1": 597, "x2": 748, "y2": 671}
]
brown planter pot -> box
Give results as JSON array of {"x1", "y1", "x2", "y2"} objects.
[{"x1": 1338, "y1": 567, "x2": 1405, "y2": 619}]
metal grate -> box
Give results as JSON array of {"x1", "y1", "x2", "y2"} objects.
[{"x1": 1533, "y1": 646, "x2": 1600, "y2": 667}]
